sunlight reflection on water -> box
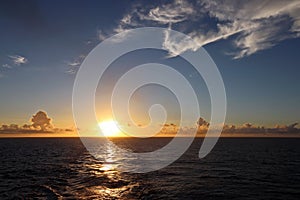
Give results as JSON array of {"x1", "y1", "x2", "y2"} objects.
[
  {"x1": 79, "y1": 140, "x2": 139, "y2": 198},
  {"x1": 1, "y1": 138, "x2": 300, "y2": 199}
]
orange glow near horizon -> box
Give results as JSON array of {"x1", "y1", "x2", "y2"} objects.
[{"x1": 98, "y1": 120, "x2": 123, "y2": 137}]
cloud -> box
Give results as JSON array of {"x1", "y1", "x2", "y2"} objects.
[
  {"x1": 197, "y1": 117, "x2": 210, "y2": 127},
  {"x1": 31, "y1": 110, "x2": 53, "y2": 131},
  {"x1": 223, "y1": 122, "x2": 300, "y2": 134},
  {"x1": 160, "y1": 123, "x2": 179, "y2": 133},
  {"x1": 112, "y1": 0, "x2": 300, "y2": 58},
  {"x1": 1, "y1": 112, "x2": 298, "y2": 135},
  {"x1": 0, "y1": 110, "x2": 74, "y2": 134},
  {"x1": 8, "y1": 55, "x2": 28, "y2": 65},
  {"x1": 141, "y1": 0, "x2": 196, "y2": 24},
  {"x1": 65, "y1": 55, "x2": 86, "y2": 75},
  {"x1": 97, "y1": 30, "x2": 107, "y2": 41},
  {"x1": 157, "y1": 117, "x2": 300, "y2": 136},
  {"x1": 2, "y1": 64, "x2": 12, "y2": 69},
  {"x1": 65, "y1": 68, "x2": 78, "y2": 75},
  {"x1": 0, "y1": 55, "x2": 27, "y2": 77},
  {"x1": 67, "y1": 61, "x2": 81, "y2": 67},
  {"x1": 201, "y1": 0, "x2": 300, "y2": 58},
  {"x1": 95, "y1": 1, "x2": 196, "y2": 43}
]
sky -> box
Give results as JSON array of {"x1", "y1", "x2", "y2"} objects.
[{"x1": 0, "y1": 0, "x2": 299, "y2": 135}]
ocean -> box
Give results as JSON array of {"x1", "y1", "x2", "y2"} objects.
[{"x1": 0, "y1": 138, "x2": 299, "y2": 199}]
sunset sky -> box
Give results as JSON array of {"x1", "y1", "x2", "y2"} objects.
[{"x1": 0, "y1": 0, "x2": 299, "y2": 136}]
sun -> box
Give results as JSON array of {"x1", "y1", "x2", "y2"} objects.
[{"x1": 98, "y1": 120, "x2": 122, "y2": 137}]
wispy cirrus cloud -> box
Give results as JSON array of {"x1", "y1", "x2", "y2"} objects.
[
  {"x1": 200, "y1": 0, "x2": 300, "y2": 58},
  {"x1": 65, "y1": 54, "x2": 86, "y2": 75},
  {"x1": 108, "y1": 0, "x2": 300, "y2": 59},
  {"x1": 67, "y1": 60, "x2": 81, "y2": 67},
  {"x1": 139, "y1": 0, "x2": 196, "y2": 24},
  {"x1": 0, "y1": 54, "x2": 28, "y2": 77},
  {"x1": 8, "y1": 55, "x2": 28, "y2": 65}
]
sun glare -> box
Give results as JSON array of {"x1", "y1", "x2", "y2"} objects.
[{"x1": 98, "y1": 120, "x2": 121, "y2": 137}]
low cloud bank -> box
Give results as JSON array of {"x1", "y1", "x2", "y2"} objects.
[
  {"x1": 1, "y1": 113, "x2": 298, "y2": 136},
  {"x1": 0, "y1": 111, "x2": 73, "y2": 134},
  {"x1": 222, "y1": 122, "x2": 299, "y2": 134},
  {"x1": 159, "y1": 118, "x2": 300, "y2": 136}
]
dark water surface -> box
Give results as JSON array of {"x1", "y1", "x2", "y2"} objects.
[{"x1": 0, "y1": 138, "x2": 299, "y2": 199}]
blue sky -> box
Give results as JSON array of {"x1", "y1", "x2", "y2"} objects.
[{"x1": 0, "y1": 0, "x2": 299, "y2": 128}]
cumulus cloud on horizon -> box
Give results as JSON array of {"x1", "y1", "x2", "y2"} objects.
[
  {"x1": 1, "y1": 114, "x2": 298, "y2": 135},
  {"x1": 0, "y1": 111, "x2": 74, "y2": 134},
  {"x1": 158, "y1": 117, "x2": 300, "y2": 136},
  {"x1": 101, "y1": 0, "x2": 300, "y2": 59}
]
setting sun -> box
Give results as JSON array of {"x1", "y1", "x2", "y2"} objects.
[{"x1": 98, "y1": 120, "x2": 122, "y2": 137}]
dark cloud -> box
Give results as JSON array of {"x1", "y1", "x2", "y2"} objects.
[
  {"x1": 31, "y1": 111, "x2": 52, "y2": 131},
  {"x1": 223, "y1": 122, "x2": 300, "y2": 134},
  {"x1": 197, "y1": 117, "x2": 209, "y2": 127}
]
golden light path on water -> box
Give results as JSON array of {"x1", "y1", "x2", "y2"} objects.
[{"x1": 81, "y1": 139, "x2": 139, "y2": 198}]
